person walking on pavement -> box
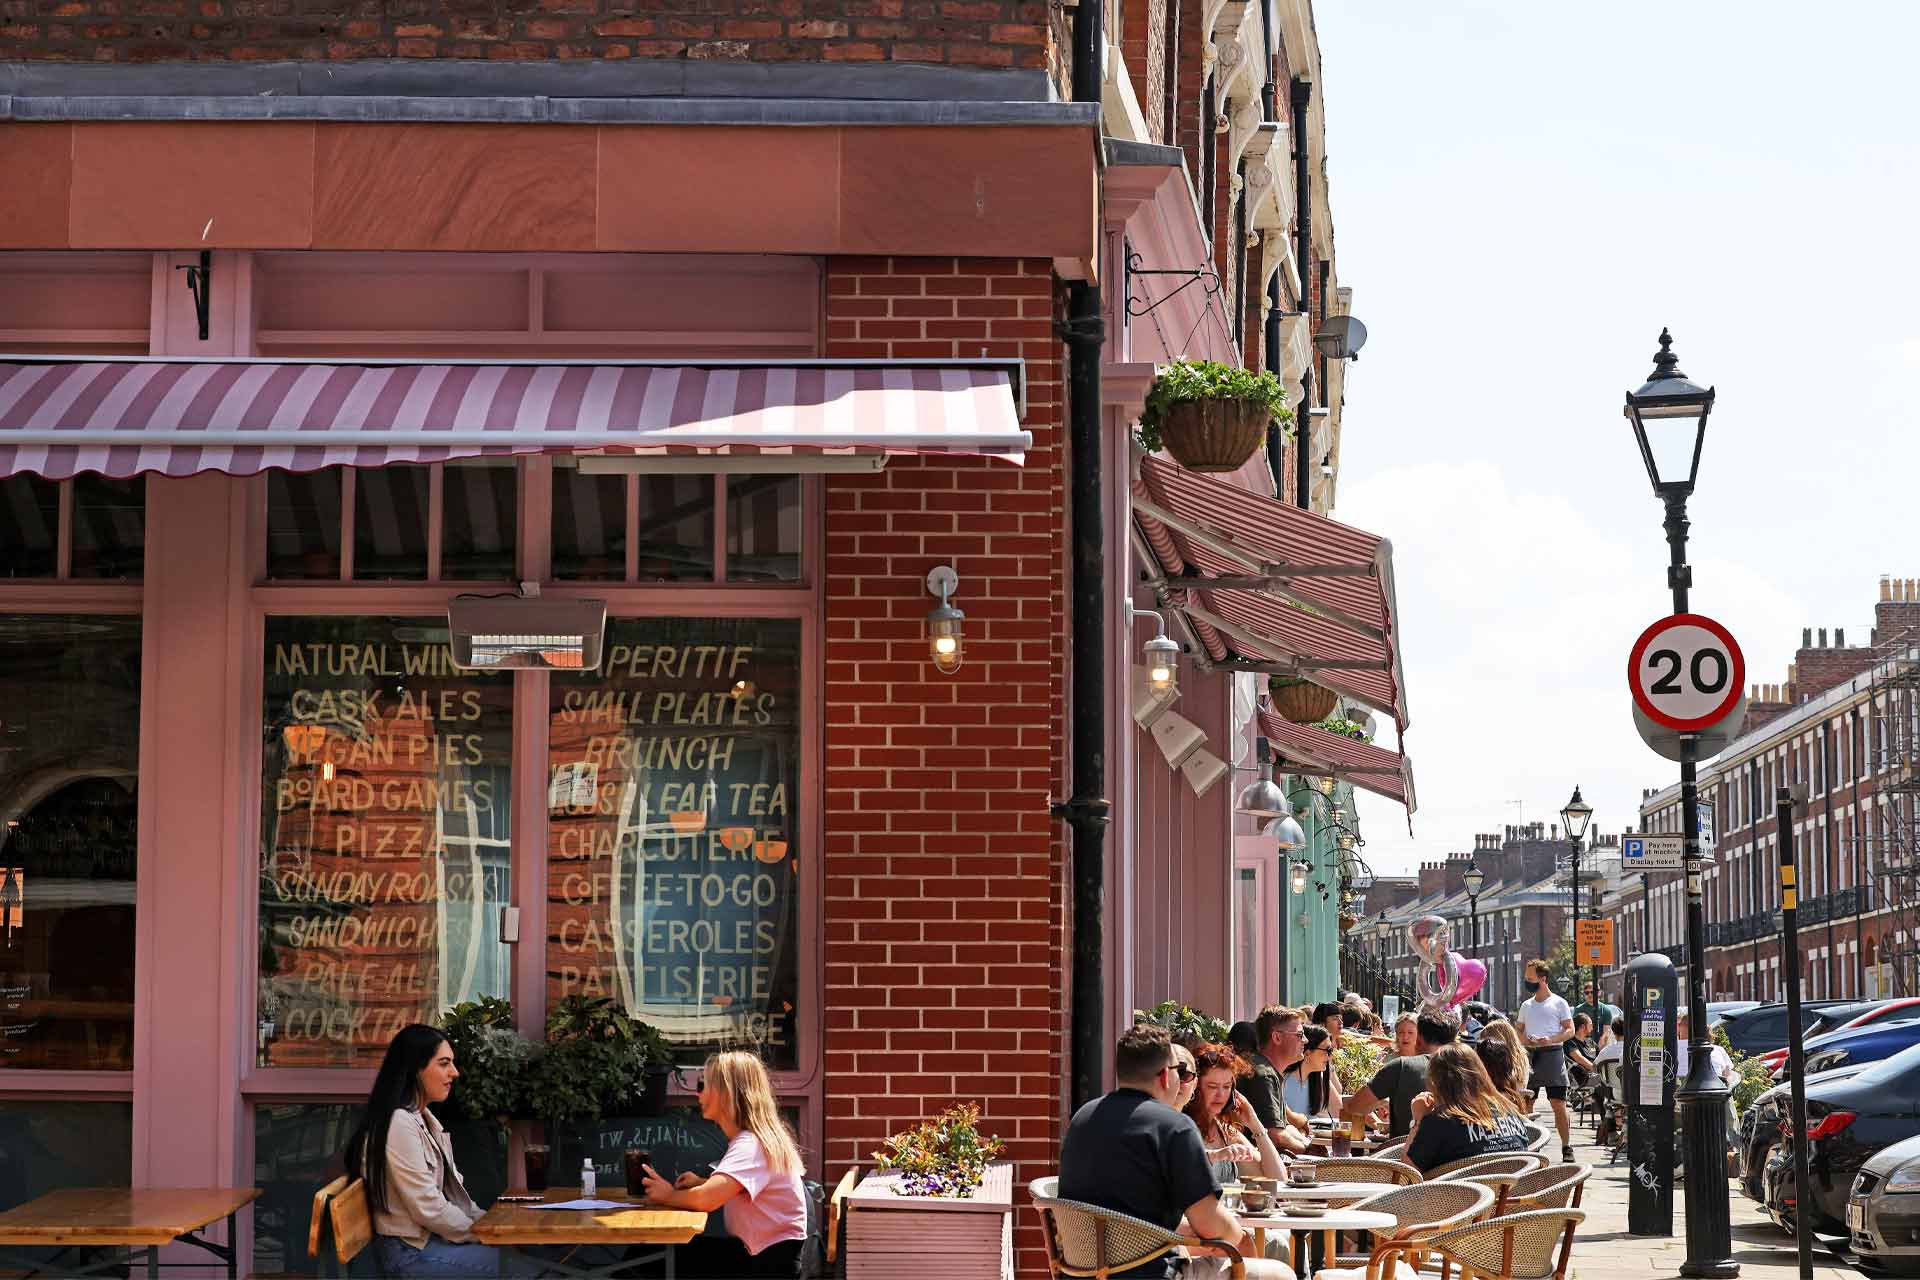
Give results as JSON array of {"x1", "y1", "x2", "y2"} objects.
[{"x1": 1518, "y1": 958, "x2": 1578, "y2": 1163}]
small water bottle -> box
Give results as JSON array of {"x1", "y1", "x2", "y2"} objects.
[{"x1": 581, "y1": 1158, "x2": 597, "y2": 1198}]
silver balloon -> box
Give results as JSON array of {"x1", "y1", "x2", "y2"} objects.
[{"x1": 1409, "y1": 914, "x2": 1460, "y2": 1011}]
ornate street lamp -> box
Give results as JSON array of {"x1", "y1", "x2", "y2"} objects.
[
  {"x1": 1623, "y1": 330, "x2": 1735, "y2": 1278},
  {"x1": 1561, "y1": 786, "x2": 1594, "y2": 1015},
  {"x1": 1463, "y1": 861, "x2": 1486, "y2": 976}
]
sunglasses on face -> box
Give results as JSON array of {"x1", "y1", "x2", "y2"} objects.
[{"x1": 1171, "y1": 1064, "x2": 1197, "y2": 1081}]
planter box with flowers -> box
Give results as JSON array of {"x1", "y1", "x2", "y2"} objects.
[
  {"x1": 1136, "y1": 359, "x2": 1294, "y2": 474},
  {"x1": 847, "y1": 1104, "x2": 1013, "y2": 1280}
]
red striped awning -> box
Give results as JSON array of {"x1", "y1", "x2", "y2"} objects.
[
  {"x1": 1133, "y1": 452, "x2": 1408, "y2": 728},
  {"x1": 0, "y1": 358, "x2": 1029, "y2": 479},
  {"x1": 1257, "y1": 705, "x2": 1415, "y2": 810}
]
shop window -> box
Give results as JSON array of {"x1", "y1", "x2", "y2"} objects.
[
  {"x1": 353, "y1": 465, "x2": 430, "y2": 580},
  {"x1": 0, "y1": 475, "x2": 144, "y2": 580},
  {"x1": 551, "y1": 466, "x2": 719, "y2": 583},
  {"x1": 0, "y1": 616, "x2": 140, "y2": 1072},
  {"x1": 547, "y1": 617, "x2": 801, "y2": 1069},
  {"x1": 442, "y1": 460, "x2": 518, "y2": 581},
  {"x1": 267, "y1": 470, "x2": 345, "y2": 580},
  {"x1": 551, "y1": 467, "x2": 630, "y2": 582},
  {"x1": 257, "y1": 617, "x2": 513, "y2": 1068},
  {"x1": 253, "y1": 1102, "x2": 360, "y2": 1277},
  {"x1": 725, "y1": 475, "x2": 802, "y2": 583}
]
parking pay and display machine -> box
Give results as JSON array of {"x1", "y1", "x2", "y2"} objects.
[{"x1": 1625, "y1": 952, "x2": 1678, "y2": 1236}]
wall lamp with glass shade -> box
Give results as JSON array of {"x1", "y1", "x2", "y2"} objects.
[
  {"x1": 1289, "y1": 860, "x2": 1311, "y2": 895},
  {"x1": 1124, "y1": 603, "x2": 1182, "y2": 699},
  {"x1": 924, "y1": 564, "x2": 965, "y2": 675}
]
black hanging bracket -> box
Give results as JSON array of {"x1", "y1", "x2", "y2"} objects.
[
  {"x1": 1124, "y1": 250, "x2": 1222, "y2": 319},
  {"x1": 175, "y1": 250, "x2": 212, "y2": 341}
]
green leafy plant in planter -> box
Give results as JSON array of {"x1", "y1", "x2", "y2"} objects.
[
  {"x1": 523, "y1": 995, "x2": 677, "y2": 1127},
  {"x1": 1133, "y1": 999, "x2": 1232, "y2": 1045},
  {"x1": 1332, "y1": 1038, "x2": 1386, "y2": 1096},
  {"x1": 1137, "y1": 360, "x2": 1294, "y2": 473},
  {"x1": 441, "y1": 996, "x2": 534, "y2": 1126},
  {"x1": 1314, "y1": 714, "x2": 1372, "y2": 741},
  {"x1": 873, "y1": 1103, "x2": 1005, "y2": 1198}
]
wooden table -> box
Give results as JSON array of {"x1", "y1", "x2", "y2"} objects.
[
  {"x1": 1241, "y1": 1182, "x2": 1382, "y2": 1207},
  {"x1": 1241, "y1": 1206, "x2": 1396, "y2": 1274},
  {"x1": 0, "y1": 1187, "x2": 259, "y2": 1279},
  {"x1": 469, "y1": 1187, "x2": 707, "y2": 1279}
]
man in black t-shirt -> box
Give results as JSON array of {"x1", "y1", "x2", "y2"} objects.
[
  {"x1": 1059, "y1": 1025, "x2": 1294, "y2": 1279},
  {"x1": 1337, "y1": 1007, "x2": 1460, "y2": 1137}
]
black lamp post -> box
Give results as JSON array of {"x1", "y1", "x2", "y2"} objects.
[
  {"x1": 1624, "y1": 329, "x2": 1735, "y2": 1277},
  {"x1": 1561, "y1": 787, "x2": 1593, "y2": 1007},
  {"x1": 1463, "y1": 861, "x2": 1486, "y2": 989},
  {"x1": 1375, "y1": 912, "x2": 1394, "y2": 1004}
]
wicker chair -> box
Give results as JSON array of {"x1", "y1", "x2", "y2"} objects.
[
  {"x1": 1372, "y1": 1138, "x2": 1410, "y2": 1163},
  {"x1": 1322, "y1": 1180, "x2": 1497, "y2": 1274},
  {"x1": 1029, "y1": 1176, "x2": 1247, "y2": 1279},
  {"x1": 1524, "y1": 1125, "x2": 1556, "y2": 1155},
  {"x1": 1503, "y1": 1165, "x2": 1591, "y2": 1212},
  {"x1": 1425, "y1": 1152, "x2": 1547, "y2": 1181},
  {"x1": 1308, "y1": 1157, "x2": 1423, "y2": 1186},
  {"x1": 1372, "y1": 1209, "x2": 1584, "y2": 1280}
]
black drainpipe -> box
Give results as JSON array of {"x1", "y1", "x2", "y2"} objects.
[
  {"x1": 1289, "y1": 77, "x2": 1313, "y2": 510},
  {"x1": 1260, "y1": 0, "x2": 1284, "y2": 500},
  {"x1": 1058, "y1": 0, "x2": 1110, "y2": 1113}
]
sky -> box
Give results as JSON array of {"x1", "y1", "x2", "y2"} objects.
[{"x1": 1314, "y1": 2, "x2": 1920, "y2": 879}]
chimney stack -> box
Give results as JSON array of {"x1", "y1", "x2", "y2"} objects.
[
  {"x1": 1803, "y1": 627, "x2": 1813, "y2": 647},
  {"x1": 1819, "y1": 628, "x2": 1828, "y2": 648},
  {"x1": 1838, "y1": 628, "x2": 1847, "y2": 647}
]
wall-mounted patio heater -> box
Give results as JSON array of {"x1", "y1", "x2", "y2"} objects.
[{"x1": 448, "y1": 585, "x2": 607, "y2": 671}]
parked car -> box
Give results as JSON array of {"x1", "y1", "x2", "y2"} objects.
[
  {"x1": 1719, "y1": 1000, "x2": 1851, "y2": 1056},
  {"x1": 1762, "y1": 1040, "x2": 1920, "y2": 1236},
  {"x1": 1774, "y1": 1021, "x2": 1920, "y2": 1082},
  {"x1": 1741, "y1": 1062, "x2": 1870, "y2": 1204},
  {"x1": 1759, "y1": 999, "x2": 1920, "y2": 1073},
  {"x1": 1709, "y1": 1000, "x2": 1763, "y2": 1028},
  {"x1": 1850, "y1": 1133, "x2": 1920, "y2": 1274}
]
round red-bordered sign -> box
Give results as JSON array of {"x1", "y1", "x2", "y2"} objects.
[{"x1": 1628, "y1": 613, "x2": 1746, "y2": 733}]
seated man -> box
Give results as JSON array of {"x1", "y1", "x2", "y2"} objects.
[
  {"x1": 1239, "y1": 1006, "x2": 1312, "y2": 1154},
  {"x1": 1060, "y1": 1024, "x2": 1294, "y2": 1279},
  {"x1": 1338, "y1": 1007, "x2": 1460, "y2": 1139}
]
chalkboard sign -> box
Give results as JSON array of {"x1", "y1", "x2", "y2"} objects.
[{"x1": 554, "y1": 1106, "x2": 729, "y2": 1188}]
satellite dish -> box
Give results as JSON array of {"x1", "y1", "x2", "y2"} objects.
[{"x1": 1313, "y1": 315, "x2": 1368, "y2": 361}]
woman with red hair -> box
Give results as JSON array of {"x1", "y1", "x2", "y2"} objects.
[{"x1": 1182, "y1": 1043, "x2": 1288, "y2": 1182}]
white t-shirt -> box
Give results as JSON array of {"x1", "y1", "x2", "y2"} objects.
[
  {"x1": 1594, "y1": 1039, "x2": 1624, "y2": 1066},
  {"x1": 1675, "y1": 1039, "x2": 1735, "y2": 1086},
  {"x1": 1519, "y1": 994, "x2": 1573, "y2": 1041}
]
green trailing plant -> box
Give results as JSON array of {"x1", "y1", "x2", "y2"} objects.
[
  {"x1": 1314, "y1": 714, "x2": 1371, "y2": 741},
  {"x1": 1136, "y1": 359, "x2": 1294, "y2": 456},
  {"x1": 1332, "y1": 1038, "x2": 1386, "y2": 1096},
  {"x1": 441, "y1": 996, "x2": 534, "y2": 1125},
  {"x1": 1133, "y1": 1000, "x2": 1232, "y2": 1045},
  {"x1": 522, "y1": 995, "x2": 675, "y2": 1126},
  {"x1": 872, "y1": 1103, "x2": 1005, "y2": 1198}
]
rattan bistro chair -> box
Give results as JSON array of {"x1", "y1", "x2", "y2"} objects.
[
  {"x1": 1502, "y1": 1166, "x2": 1590, "y2": 1213},
  {"x1": 1371, "y1": 1138, "x2": 1410, "y2": 1162},
  {"x1": 1323, "y1": 1180, "x2": 1496, "y2": 1274},
  {"x1": 1425, "y1": 1152, "x2": 1546, "y2": 1182},
  {"x1": 1309, "y1": 1157, "x2": 1423, "y2": 1186},
  {"x1": 1372, "y1": 1209, "x2": 1583, "y2": 1280},
  {"x1": 1029, "y1": 1177, "x2": 1246, "y2": 1280}
]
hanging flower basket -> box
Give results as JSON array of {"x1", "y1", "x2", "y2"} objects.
[
  {"x1": 1270, "y1": 677, "x2": 1338, "y2": 724},
  {"x1": 1339, "y1": 912, "x2": 1360, "y2": 932},
  {"x1": 1137, "y1": 360, "x2": 1293, "y2": 474}
]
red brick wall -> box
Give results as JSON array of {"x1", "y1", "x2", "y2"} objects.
[
  {"x1": 1119, "y1": 0, "x2": 1168, "y2": 144},
  {"x1": 820, "y1": 256, "x2": 1068, "y2": 1277},
  {"x1": 0, "y1": 0, "x2": 1054, "y2": 66}
]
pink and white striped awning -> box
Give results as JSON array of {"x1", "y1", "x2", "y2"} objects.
[
  {"x1": 1257, "y1": 705, "x2": 1415, "y2": 811},
  {"x1": 0, "y1": 358, "x2": 1030, "y2": 479}
]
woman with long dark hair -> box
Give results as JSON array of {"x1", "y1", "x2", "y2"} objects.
[{"x1": 345, "y1": 1024, "x2": 497, "y2": 1278}]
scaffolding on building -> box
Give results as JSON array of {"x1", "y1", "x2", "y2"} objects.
[{"x1": 1858, "y1": 597, "x2": 1920, "y2": 995}]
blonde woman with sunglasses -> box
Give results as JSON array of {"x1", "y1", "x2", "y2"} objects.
[{"x1": 639, "y1": 1052, "x2": 809, "y2": 1276}]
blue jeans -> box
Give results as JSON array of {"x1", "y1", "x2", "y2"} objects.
[{"x1": 376, "y1": 1234, "x2": 504, "y2": 1278}]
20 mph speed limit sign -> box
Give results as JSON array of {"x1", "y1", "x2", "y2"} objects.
[{"x1": 1628, "y1": 613, "x2": 1745, "y2": 733}]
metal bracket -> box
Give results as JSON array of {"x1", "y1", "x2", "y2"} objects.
[
  {"x1": 1055, "y1": 312, "x2": 1107, "y2": 344},
  {"x1": 175, "y1": 249, "x2": 212, "y2": 341},
  {"x1": 1125, "y1": 251, "x2": 1223, "y2": 319}
]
